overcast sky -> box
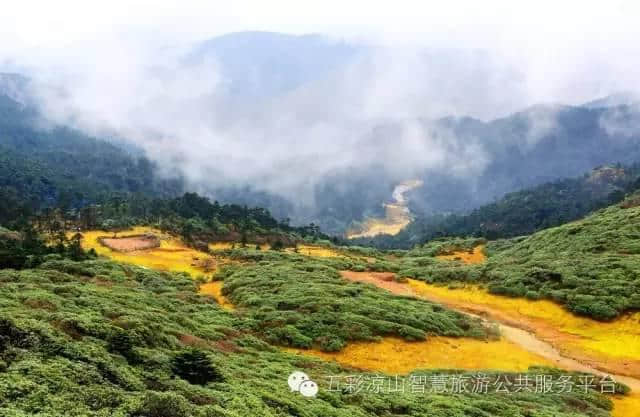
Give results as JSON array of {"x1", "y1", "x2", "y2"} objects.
[{"x1": 2, "y1": 0, "x2": 639, "y2": 50}]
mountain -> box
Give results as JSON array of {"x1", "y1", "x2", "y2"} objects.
[
  {"x1": 209, "y1": 98, "x2": 640, "y2": 235},
  {"x1": 407, "y1": 103, "x2": 640, "y2": 214},
  {"x1": 187, "y1": 31, "x2": 359, "y2": 100},
  {"x1": 582, "y1": 91, "x2": 640, "y2": 109},
  {"x1": 5, "y1": 31, "x2": 640, "y2": 236},
  {"x1": 0, "y1": 72, "x2": 29, "y2": 105},
  {"x1": 194, "y1": 35, "x2": 640, "y2": 233},
  {"x1": 0, "y1": 93, "x2": 184, "y2": 224},
  {"x1": 180, "y1": 36, "x2": 640, "y2": 232}
]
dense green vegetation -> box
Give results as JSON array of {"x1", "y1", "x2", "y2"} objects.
[
  {"x1": 216, "y1": 255, "x2": 488, "y2": 351},
  {"x1": 355, "y1": 165, "x2": 640, "y2": 249},
  {"x1": 394, "y1": 238, "x2": 486, "y2": 283},
  {"x1": 27, "y1": 192, "x2": 328, "y2": 254},
  {"x1": 0, "y1": 224, "x2": 95, "y2": 269},
  {"x1": 400, "y1": 196, "x2": 640, "y2": 320},
  {"x1": 0, "y1": 257, "x2": 619, "y2": 416}
]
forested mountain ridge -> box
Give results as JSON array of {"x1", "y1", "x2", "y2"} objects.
[
  {"x1": 0, "y1": 92, "x2": 184, "y2": 224},
  {"x1": 406, "y1": 102, "x2": 640, "y2": 216},
  {"x1": 0, "y1": 85, "x2": 326, "y2": 248}
]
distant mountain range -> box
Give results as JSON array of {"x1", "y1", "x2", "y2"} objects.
[
  {"x1": 406, "y1": 101, "x2": 640, "y2": 215},
  {"x1": 2, "y1": 31, "x2": 640, "y2": 235},
  {"x1": 187, "y1": 31, "x2": 359, "y2": 100}
]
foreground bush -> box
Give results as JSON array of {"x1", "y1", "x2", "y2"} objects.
[{"x1": 172, "y1": 349, "x2": 224, "y2": 385}]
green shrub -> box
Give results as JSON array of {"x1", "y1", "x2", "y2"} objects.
[
  {"x1": 134, "y1": 391, "x2": 191, "y2": 417},
  {"x1": 171, "y1": 349, "x2": 224, "y2": 385}
]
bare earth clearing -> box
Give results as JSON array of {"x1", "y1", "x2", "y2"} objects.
[{"x1": 99, "y1": 234, "x2": 161, "y2": 252}]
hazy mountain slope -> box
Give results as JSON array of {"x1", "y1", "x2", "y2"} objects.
[
  {"x1": 0, "y1": 93, "x2": 183, "y2": 223},
  {"x1": 0, "y1": 72, "x2": 29, "y2": 105},
  {"x1": 408, "y1": 103, "x2": 640, "y2": 215},
  {"x1": 355, "y1": 164, "x2": 640, "y2": 248},
  {"x1": 582, "y1": 91, "x2": 640, "y2": 109},
  {"x1": 186, "y1": 33, "x2": 640, "y2": 225},
  {"x1": 5, "y1": 28, "x2": 640, "y2": 236}
]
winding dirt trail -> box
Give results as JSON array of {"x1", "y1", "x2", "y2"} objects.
[{"x1": 342, "y1": 270, "x2": 640, "y2": 388}]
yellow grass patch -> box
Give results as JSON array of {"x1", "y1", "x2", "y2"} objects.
[
  {"x1": 436, "y1": 245, "x2": 486, "y2": 264},
  {"x1": 612, "y1": 393, "x2": 640, "y2": 417},
  {"x1": 346, "y1": 215, "x2": 411, "y2": 239},
  {"x1": 198, "y1": 281, "x2": 234, "y2": 310},
  {"x1": 346, "y1": 180, "x2": 423, "y2": 239},
  {"x1": 286, "y1": 336, "x2": 552, "y2": 375},
  {"x1": 285, "y1": 244, "x2": 344, "y2": 258},
  {"x1": 80, "y1": 228, "x2": 235, "y2": 309},
  {"x1": 208, "y1": 242, "x2": 270, "y2": 251},
  {"x1": 287, "y1": 333, "x2": 638, "y2": 417},
  {"x1": 78, "y1": 227, "x2": 211, "y2": 277}
]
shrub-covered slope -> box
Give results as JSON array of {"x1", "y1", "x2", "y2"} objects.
[
  {"x1": 0, "y1": 258, "x2": 617, "y2": 417},
  {"x1": 217, "y1": 257, "x2": 488, "y2": 351},
  {"x1": 402, "y1": 197, "x2": 640, "y2": 320},
  {"x1": 483, "y1": 199, "x2": 640, "y2": 320}
]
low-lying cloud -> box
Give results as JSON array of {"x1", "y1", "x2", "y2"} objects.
[{"x1": 3, "y1": 27, "x2": 640, "y2": 210}]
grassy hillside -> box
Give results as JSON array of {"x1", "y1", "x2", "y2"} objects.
[
  {"x1": 401, "y1": 195, "x2": 640, "y2": 320},
  {"x1": 0, "y1": 257, "x2": 618, "y2": 416},
  {"x1": 483, "y1": 198, "x2": 640, "y2": 320},
  {"x1": 217, "y1": 255, "x2": 488, "y2": 351}
]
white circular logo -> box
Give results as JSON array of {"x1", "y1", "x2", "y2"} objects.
[
  {"x1": 287, "y1": 371, "x2": 309, "y2": 392},
  {"x1": 299, "y1": 380, "x2": 319, "y2": 397}
]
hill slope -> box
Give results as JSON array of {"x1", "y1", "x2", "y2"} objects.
[
  {"x1": 0, "y1": 257, "x2": 615, "y2": 416},
  {"x1": 0, "y1": 93, "x2": 184, "y2": 224},
  {"x1": 402, "y1": 195, "x2": 640, "y2": 320}
]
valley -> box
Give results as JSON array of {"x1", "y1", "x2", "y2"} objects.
[
  {"x1": 2, "y1": 14, "x2": 640, "y2": 417},
  {"x1": 347, "y1": 180, "x2": 423, "y2": 238}
]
